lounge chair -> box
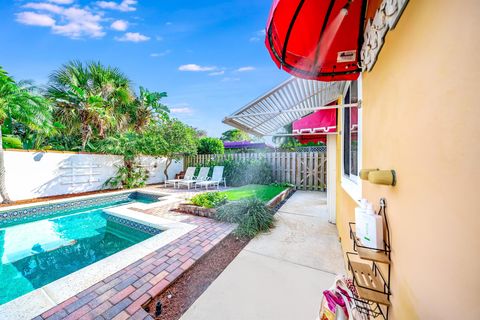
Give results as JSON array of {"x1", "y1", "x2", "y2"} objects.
[
  {"x1": 165, "y1": 167, "x2": 195, "y2": 188},
  {"x1": 178, "y1": 167, "x2": 210, "y2": 190},
  {"x1": 195, "y1": 166, "x2": 226, "y2": 190}
]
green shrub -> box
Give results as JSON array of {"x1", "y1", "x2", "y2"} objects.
[
  {"x1": 197, "y1": 137, "x2": 224, "y2": 154},
  {"x1": 215, "y1": 198, "x2": 274, "y2": 237},
  {"x1": 2, "y1": 135, "x2": 23, "y2": 149},
  {"x1": 190, "y1": 192, "x2": 228, "y2": 208}
]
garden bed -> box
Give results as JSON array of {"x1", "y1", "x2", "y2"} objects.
[{"x1": 176, "y1": 184, "x2": 292, "y2": 218}]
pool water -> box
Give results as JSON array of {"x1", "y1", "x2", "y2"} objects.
[{"x1": 0, "y1": 196, "x2": 161, "y2": 305}]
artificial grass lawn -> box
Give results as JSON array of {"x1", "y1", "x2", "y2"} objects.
[{"x1": 220, "y1": 184, "x2": 287, "y2": 202}]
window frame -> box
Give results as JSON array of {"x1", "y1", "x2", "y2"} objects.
[{"x1": 341, "y1": 76, "x2": 363, "y2": 201}]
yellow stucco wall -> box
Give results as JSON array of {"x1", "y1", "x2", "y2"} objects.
[{"x1": 335, "y1": 1, "x2": 480, "y2": 319}]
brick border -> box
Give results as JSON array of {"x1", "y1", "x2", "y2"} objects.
[
  {"x1": 34, "y1": 215, "x2": 235, "y2": 320},
  {"x1": 266, "y1": 187, "x2": 294, "y2": 209},
  {"x1": 176, "y1": 203, "x2": 216, "y2": 218}
]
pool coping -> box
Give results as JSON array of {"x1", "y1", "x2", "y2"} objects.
[{"x1": 0, "y1": 189, "x2": 192, "y2": 320}]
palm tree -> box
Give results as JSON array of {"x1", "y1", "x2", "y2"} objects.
[
  {"x1": 0, "y1": 67, "x2": 52, "y2": 203},
  {"x1": 47, "y1": 61, "x2": 133, "y2": 150},
  {"x1": 131, "y1": 86, "x2": 169, "y2": 132}
]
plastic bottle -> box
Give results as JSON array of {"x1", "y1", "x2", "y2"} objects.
[
  {"x1": 354, "y1": 199, "x2": 368, "y2": 242},
  {"x1": 357, "y1": 202, "x2": 384, "y2": 250}
]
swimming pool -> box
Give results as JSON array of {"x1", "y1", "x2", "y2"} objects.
[{"x1": 0, "y1": 192, "x2": 163, "y2": 305}]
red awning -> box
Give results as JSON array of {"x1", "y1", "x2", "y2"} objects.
[
  {"x1": 292, "y1": 108, "x2": 337, "y2": 144},
  {"x1": 265, "y1": 0, "x2": 366, "y2": 81}
]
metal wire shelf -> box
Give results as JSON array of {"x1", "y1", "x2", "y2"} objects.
[{"x1": 346, "y1": 198, "x2": 392, "y2": 319}]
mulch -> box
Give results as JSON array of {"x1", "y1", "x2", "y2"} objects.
[{"x1": 145, "y1": 234, "x2": 250, "y2": 320}]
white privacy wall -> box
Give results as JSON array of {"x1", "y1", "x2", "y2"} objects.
[
  {"x1": 137, "y1": 156, "x2": 183, "y2": 185},
  {"x1": 3, "y1": 150, "x2": 183, "y2": 201}
]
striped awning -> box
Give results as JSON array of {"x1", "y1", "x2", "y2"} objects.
[{"x1": 223, "y1": 77, "x2": 347, "y2": 136}]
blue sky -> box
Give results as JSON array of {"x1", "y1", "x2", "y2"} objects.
[{"x1": 0, "y1": 0, "x2": 289, "y2": 137}]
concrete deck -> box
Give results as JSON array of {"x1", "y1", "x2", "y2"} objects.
[{"x1": 181, "y1": 191, "x2": 346, "y2": 320}]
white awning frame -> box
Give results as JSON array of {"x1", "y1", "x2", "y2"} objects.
[{"x1": 223, "y1": 77, "x2": 349, "y2": 137}]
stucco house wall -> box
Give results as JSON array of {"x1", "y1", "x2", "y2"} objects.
[{"x1": 335, "y1": 1, "x2": 480, "y2": 319}]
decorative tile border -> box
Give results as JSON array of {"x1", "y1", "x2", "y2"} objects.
[
  {"x1": 0, "y1": 192, "x2": 162, "y2": 226},
  {"x1": 105, "y1": 214, "x2": 162, "y2": 235}
]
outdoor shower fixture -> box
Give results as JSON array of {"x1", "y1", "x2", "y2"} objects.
[
  {"x1": 359, "y1": 168, "x2": 378, "y2": 180},
  {"x1": 360, "y1": 169, "x2": 396, "y2": 186}
]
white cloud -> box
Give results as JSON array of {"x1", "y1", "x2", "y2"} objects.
[
  {"x1": 23, "y1": 2, "x2": 63, "y2": 14},
  {"x1": 16, "y1": 11, "x2": 55, "y2": 26},
  {"x1": 48, "y1": 0, "x2": 74, "y2": 4},
  {"x1": 236, "y1": 66, "x2": 255, "y2": 72},
  {"x1": 97, "y1": 0, "x2": 137, "y2": 12},
  {"x1": 52, "y1": 7, "x2": 104, "y2": 38},
  {"x1": 150, "y1": 50, "x2": 171, "y2": 57},
  {"x1": 171, "y1": 107, "x2": 193, "y2": 114},
  {"x1": 17, "y1": 3, "x2": 104, "y2": 38},
  {"x1": 208, "y1": 70, "x2": 224, "y2": 76},
  {"x1": 111, "y1": 19, "x2": 128, "y2": 31},
  {"x1": 115, "y1": 32, "x2": 149, "y2": 42},
  {"x1": 178, "y1": 64, "x2": 216, "y2": 72}
]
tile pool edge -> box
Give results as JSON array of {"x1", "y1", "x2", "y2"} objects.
[
  {"x1": 0, "y1": 188, "x2": 177, "y2": 214},
  {"x1": 0, "y1": 192, "x2": 193, "y2": 320}
]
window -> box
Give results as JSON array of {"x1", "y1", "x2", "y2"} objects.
[{"x1": 341, "y1": 78, "x2": 362, "y2": 200}]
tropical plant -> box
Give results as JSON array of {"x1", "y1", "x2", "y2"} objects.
[
  {"x1": 190, "y1": 191, "x2": 227, "y2": 208},
  {"x1": 197, "y1": 137, "x2": 224, "y2": 154},
  {"x1": 98, "y1": 119, "x2": 198, "y2": 188},
  {"x1": 47, "y1": 60, "x2": 133, "y2": 150},
  {"x1": 130, "y1": 86, "x2": 169, "y2": 132},
  {"x1": 146, "y1": 120, "x2": 198, "y2": 180},
  {"x1": 97, "y1": 131, "x2": 151, "y2": 189},
  {"x1": 106, "y1": 165, "x2": 149, "y2": 189},
  {"x1": 2, "y1": 135, "x2": 23, "y2": 149},
  {"x1": 220, "y1": 129, "x2": 251, "y2": 142},
  {"x1": 0, "y1": 66, "x2": 52, "y2": 202},
  {"x1": 215, "y1": 198, "x2": 274, "y2": 237}
]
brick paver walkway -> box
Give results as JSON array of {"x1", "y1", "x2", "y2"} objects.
[{"x1": 34, "y1": 215, "x2": 235, "y2": 320}]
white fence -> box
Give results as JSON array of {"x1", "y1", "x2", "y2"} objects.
[{"x1": 4, "y1": 150, "x2": 183, "y2": 201}]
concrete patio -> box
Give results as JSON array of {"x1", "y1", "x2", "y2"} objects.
[{"x1": 181, "y1": 190, "x2": 346, "y2": 320}]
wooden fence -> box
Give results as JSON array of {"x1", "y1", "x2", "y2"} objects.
[{"x1": 185, "y1": 152, "x2": 327, "y2": 191}]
